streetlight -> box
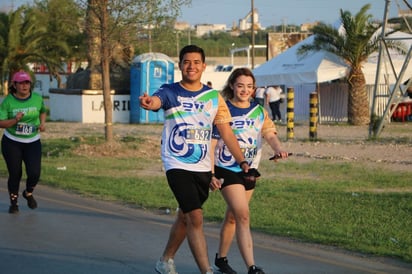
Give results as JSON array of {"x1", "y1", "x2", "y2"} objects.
[
  {"x1": 230, "y1": 43, "x2": 235, "y2": 65},
  {"x1": 175, "y1": 31, "x2": 180, "y2": 57}
]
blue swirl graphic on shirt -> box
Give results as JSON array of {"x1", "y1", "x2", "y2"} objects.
[
  {"x1": 218, "y1": 138, "x2": 249, "y2": 168},
  {"x1": 168, "y1": 122, "x2": 208, "y2": 163}
]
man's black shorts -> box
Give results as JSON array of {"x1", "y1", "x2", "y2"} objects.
[{"x1": 166, "y1": 169, "x2": 212, "y2": 213}]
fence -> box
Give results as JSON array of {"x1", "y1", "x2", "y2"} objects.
[{"x1": 283, "y1": 83, "x2": 392, "y2": 123}]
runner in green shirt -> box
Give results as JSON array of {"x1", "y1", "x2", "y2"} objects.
[{"x1": 0, "y1": 71, "x2": 47, "y2": 214}]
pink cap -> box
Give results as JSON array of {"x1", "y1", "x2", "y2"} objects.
[{"x1": 12, "y1": 71, "x2": 32, "y2": 83}]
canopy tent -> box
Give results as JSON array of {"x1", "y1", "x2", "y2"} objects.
[
  {"x1": 253, "y1": 31, "x2": 412, "y2": 87},
  {"x1": 364, "y1": 30, "x2": 412, "y2": 85},
  {"x1": 253, "y1": 35, "x2": 349, "y2": 87},
  {"x1": 252, "y1": 28, "x2": 412, "y2": 124}
]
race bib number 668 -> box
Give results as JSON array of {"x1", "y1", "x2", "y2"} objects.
[{"x1": 16, "y1": 123, "x2": 36, "y2": 135}]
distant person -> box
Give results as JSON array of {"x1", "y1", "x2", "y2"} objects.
[
  {"x1": 210, "y1": 68, "x2": 289, "y2": 274},
  {"x1": 207, "y1": 81, "x2": 213, "y2": 88},
  {"x1": 139, "y1": 45, "x2": 249, "y2": 274},
  {"x1": 0, "y1": 71, "x2": 47, "y2": 214},
  {"x1": 254, "y1": 86, "x2": 265, "y2": 106},
  {"x1": 265, "y1": 85, "x2": 283, "y2": 122},
  {"x1": 404, "y1": 79, "x2": 412, "y2": 99},
  {"x1": 75, "y1": 67, "x2": 84, "y2": 73}
]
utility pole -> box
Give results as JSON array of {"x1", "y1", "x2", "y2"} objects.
[
  {"x1": 369, "y1": 0, "x2": 412, "y2": 137},
  {"x1": 251, "y1": 0, "x2": 255, "y2": 69}
]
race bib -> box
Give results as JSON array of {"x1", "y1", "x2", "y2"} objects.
[
  {"x1": 242, "y1": 146, "x2": 257, "y2": 160},
  {"x1": 16, "y1": 123, "x2": 37, "y2": 135},
  {"x1": 186, "y1": 127, "x2": 211, "y2": 144}
]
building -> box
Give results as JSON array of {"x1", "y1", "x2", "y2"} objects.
[
  {"x1": 300, "y1": 22, "x2": 319, "y2": 32},
  {"x1": 195, "y1": 24, "x2": 227, "y2": 37},
  {"x1": 175, "y1": 8, "x2": 263, "y2": 37},
  {"x1": 239, "y1": 8, "x2": 262, "y2": 31}
]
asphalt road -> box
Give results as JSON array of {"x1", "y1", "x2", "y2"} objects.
[{"x1": 0, "y1": 185, "x2": 411, "y2": 274}]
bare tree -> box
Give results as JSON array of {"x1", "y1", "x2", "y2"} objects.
[
  {"x1": 85, "y1": 0, "x2": 113, "y2": 141},
  {"x1": 83, "y1": 0, "x2": 190, "y2": 142}
]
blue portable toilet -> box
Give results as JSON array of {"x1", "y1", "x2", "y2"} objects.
[{"x1": 130, "y1": 52, "x2": 174, "y2": 123}]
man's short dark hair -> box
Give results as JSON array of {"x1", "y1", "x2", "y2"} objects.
[{"x1": 179, "y1": 45, "x2": 205, "y2": 64}]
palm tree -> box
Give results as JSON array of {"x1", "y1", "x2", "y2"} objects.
[
  {"x1": 0, "y1": 7, "x2": 46, "y2": 94},
  {"x1": 33, "y1": 0, "x2": 86, "y2": 87},
  {"x1": 298, "y1": 4, "x2": 379, "y2": 125},
  {"x1": 6, "y1": 7, "x2": 51, "y2": 75},
  {"x1": 0, "y1": 12, "x2": 10, "y2": 94},
  {"x1": 0, "y1": 4, "x2": 74, "y2": 93}
]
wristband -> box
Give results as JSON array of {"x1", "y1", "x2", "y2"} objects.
[
  {"x1": 239, "y1": 161, "x2": 248, "y2": 168},
  {"x1": 211, "y1": 173, "x2": 215, "y2": 177}
]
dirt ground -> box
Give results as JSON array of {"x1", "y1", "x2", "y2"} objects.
[{"x1": 42, "y1": 121, "x2": 412, "y2": 173}]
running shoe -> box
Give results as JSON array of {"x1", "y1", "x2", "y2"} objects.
[
  {"x1": 248, "y1": 265, "x2": 265, "y2": 274},
  {"x1": 155, "y1": 258, "x2": 178, "y2": 274},
  {"x1": 23, "y1": 190, "x2": 37, "y2": 209},
  {"x1": 214, "y1": 253, "x2": 237, "y2": 274}
]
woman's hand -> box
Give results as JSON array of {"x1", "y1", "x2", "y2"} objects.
[
  {"x1": 15, "y1": 112, "x2": 24, "y2": 123},
  {"x1": 38, "y1": 123, "x2": 46, "y2": 132},
  {"x1": 269, "y1": 151, "x2": 291, "y2": 161}
]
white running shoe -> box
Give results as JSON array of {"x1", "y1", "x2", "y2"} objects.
[
  {"x1": 155, "y1": 258, "x2": 178, "y2": 274},
  {"x1": 206, "y1": 266, "x2": 219, "y2": 274}
]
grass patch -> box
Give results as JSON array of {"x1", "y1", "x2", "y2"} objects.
[
  {"x1": 1, "y1": 131, "x2": 410, "y2": 262},
  {"x1": 206, "y1": 160, "x2": 412, "y2": 261}
]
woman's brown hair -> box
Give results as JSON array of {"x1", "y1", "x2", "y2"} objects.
[{"x1": 221, "y1": 67, "x2": 256, "y2": 100}]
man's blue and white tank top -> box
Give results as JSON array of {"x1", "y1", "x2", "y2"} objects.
[
  {"x1": 213, "y1": 100, "x2": 266, "y2": 173},
  {"x1": 154, "y1": 82, "x2": 219, "y2": 172}
]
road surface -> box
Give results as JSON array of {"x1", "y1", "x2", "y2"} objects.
[{"x1": 0, "y1": 185, "x2": 411, "y2": 274}]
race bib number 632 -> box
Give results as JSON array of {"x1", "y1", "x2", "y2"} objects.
[{"x1": 186, "y1": 127, "x2": 211, "y2": 144}]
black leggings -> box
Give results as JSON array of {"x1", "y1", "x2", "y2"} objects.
[
  {"x1": 269, "y1": 100, "x2": 282, "y2": 120},
  {"x1": 1, "y1": 135, "x2": 42, "y2": 195}
]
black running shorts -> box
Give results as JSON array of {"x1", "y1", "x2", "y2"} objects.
[
  {"x1": 214, "y1": 165, "x2": 256, "y2": 191},
  {"x1": 166, "y1": 169, "x2": 212, "y2": 213}
]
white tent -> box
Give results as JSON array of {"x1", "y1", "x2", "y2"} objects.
[
  {"x1": 252, "y1": 31, "x2": 412, "y2": 123},
  {"x1": 253, "y1": 31, "x2": 412, "y2": 87},
  {"x1": 364, "y1": 30, "x2": 412, "y2": 85},
  {"x1": 253, "y1": 35, "x2": 349, "y2": 87}
]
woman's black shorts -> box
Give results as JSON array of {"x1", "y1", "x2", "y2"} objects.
[{"x1": 214, "y1": 166, "x2": 256, "y2": 191}]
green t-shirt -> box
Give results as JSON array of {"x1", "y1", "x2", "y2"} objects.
[{"x1": 0, "y1": 92, "x2": 47, "y2": 142}]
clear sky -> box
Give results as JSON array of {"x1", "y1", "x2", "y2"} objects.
[
  {"x1": 178, "y1": 0, "x2": 401, "y2": 27},
  {"x1": 4, "y1": 0, "x2": 404, "y2": 28}
]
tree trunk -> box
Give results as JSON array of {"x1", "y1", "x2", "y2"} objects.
[
  {"x1": 86, "y1": 0, "x2": 102, "y2": 90},
  {"x1": 87, "y1": 0, "x2": 113, "y2": 142},
  {"x1": 347, "y1": 68, "x2": 370, "y2": 125},
  {"x1": 100, "y1": 0, "x2": 113, "y2": 142},
  {"x1": 3, "y1": 80, "x2": 9, "y2": 96}
]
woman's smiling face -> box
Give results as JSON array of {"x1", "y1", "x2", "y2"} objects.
[{"x1": 231, "y1": 75, "x2": 255, "y2": 103}]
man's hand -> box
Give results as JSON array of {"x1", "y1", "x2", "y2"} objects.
[
  {"x1": 209, "y1": 176, "x2": 223, "y2": 191},
  {"x1": 139, "y1": 93, "x2": 152, "y2": 109}
]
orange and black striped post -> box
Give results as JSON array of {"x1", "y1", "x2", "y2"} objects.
[
  {"x1": 286, "y1": 87, "x2": 294, "y2": 140},
  {"x1": 309, "y1": 92, "x2": 318, "y2": 140}
]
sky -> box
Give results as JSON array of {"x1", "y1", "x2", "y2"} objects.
[
  {"x1": 4, "y1": 0, "x2": 404, "y2": 28},
  {"x1": 177, "y1": 0, "x2": 401, "y2": 27}
]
